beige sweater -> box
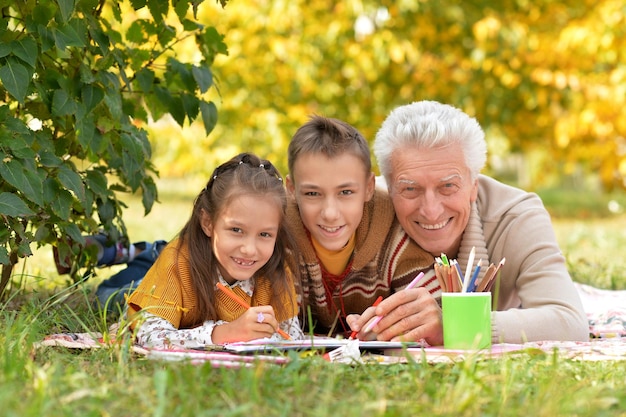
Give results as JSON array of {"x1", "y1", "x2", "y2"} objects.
[{"x1": 457, "y1": 175, "x2": 588, "y2": 343}]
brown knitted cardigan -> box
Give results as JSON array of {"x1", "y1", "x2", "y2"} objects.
[{"x1": 286, "y1": 188, "x2": 438, "y2": 336}]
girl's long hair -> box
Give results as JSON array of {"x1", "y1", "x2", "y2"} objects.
[{"x1": 177, "y1": 152, "x2": 300, "y2": 321}]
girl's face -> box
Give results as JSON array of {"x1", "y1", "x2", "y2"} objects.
[{"x1": 201, "y1": 194, "x2": 281, "y2": 285}]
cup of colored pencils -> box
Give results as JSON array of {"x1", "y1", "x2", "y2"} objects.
[{"x1": 434, "y1": 247, "x2": 505, "y2": 293}]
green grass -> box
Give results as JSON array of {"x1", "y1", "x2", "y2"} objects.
[{"x1": 2, "y1": 184, "x2": 626, "y2": 416}]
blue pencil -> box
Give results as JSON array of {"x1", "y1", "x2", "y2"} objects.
[{"x1": 467, "y1": 259, "x2": 482, "y2": 292}]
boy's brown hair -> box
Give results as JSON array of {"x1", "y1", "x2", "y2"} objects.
[{"x1": 287, "y1": 115, "x2": 371, "y2": 177}]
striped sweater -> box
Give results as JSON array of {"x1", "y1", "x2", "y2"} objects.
[{"x1": 286, "y1": 189, "x2": 438, "y2": 336}]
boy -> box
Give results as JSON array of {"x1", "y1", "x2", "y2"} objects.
[{"x1": 285, "y1": 115, "x2": 438, "y2": 338}]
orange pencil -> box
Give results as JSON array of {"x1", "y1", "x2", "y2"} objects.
[{"x1": 215, "y1": 282, "x2": 292, "y2": 340}]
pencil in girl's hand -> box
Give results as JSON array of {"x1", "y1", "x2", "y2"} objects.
[
  {"x1": 215, "y1": 282, "x2": 292, "y2": 340},
  {"x1": 216, "y1": 282, "x2": 251, "y2": 309},
  {"x1": 349, "y1": 295, "x2": 383, "y2": 339}
]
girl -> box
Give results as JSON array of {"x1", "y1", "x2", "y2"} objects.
[{"x1": 126, "y1": 153, "x2": 304, "y2": 348}]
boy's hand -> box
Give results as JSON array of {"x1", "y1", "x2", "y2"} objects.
[
  {"x1": 212, "y1": 306, "x2": 279, "y2": 344},
  {"x1": 347, "y1": 288, "x2": 443, "y2": 346}
]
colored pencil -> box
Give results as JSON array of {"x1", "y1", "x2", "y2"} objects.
[
  {"x1": 467, "y1": 259, "x2": 482, "y2": 292},
  {"x1": 363, "y1": 272, "x2": 425, "y2": 333},
  {"x1": 349, "y1": 295, "x2": 383, "y2": 339},
  {"x1": 461, "y1": 246, "x2": 476, "y2": 292},
  {"x1": 216, "y1": 282, "x2": 291, "y2": 340}
]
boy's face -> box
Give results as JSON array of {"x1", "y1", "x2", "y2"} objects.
[{"x1": 286, "y1": 152, "x2": 375, "y2": 252}]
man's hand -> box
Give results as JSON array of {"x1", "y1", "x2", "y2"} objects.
[{"x1": 347, "y1": 288, "x2": 443, "y2": 345}]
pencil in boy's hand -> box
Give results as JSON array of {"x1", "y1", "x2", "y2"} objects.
[
  {"x1": 349, "y1": 295, "x2": 383, "y2": 339},
  {"x1": 215, "y1": 282, "x2": 292, "y2": 340}
]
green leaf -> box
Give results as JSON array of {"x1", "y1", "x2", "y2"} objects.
[
  {"x1": 181, "y1": 93, "x2": 199, "y2": 121},
  {"x1": 36, "y1": 25, "x2": 55, "y2": 52},
  {"x1": 81, "y1": 84, "x2": 105, "y2": 113},
  {"x1": 0, "y1": 246, "x2": 9, "y2": 265},
  {"x1": 97, "y1": 198, "x2": 116, "y2": 222},
  {"x1": 0, "y1": 192, "x2": 35, "y2": 217},
  {"x1": 57, "y1": 0, "x2": 76, "y2": 23},
  {"x1": 127, "y1": 20, "x2": 147, "y2": 43},
  {"x1": 168, "y1": 95, "x2": 186, "y2": 126},
  {"x1": 34, "y1": 224, "x2": 51, "y2": 242},
  {"x1": 200, "y1": 100, "x2": 218, "y2": 136},
  {"x1": 130, "y1": 0, "x2": 148, "y2": 10},
  {"x1": 0, "y1": 59, "x2": 30, "y2": 104},
  {"x1": 199, "y1": 27, "x2": 228, "y2": 63},
  {"x1": 0, "y1": 43, "x2": 10, "y2": 58},
  {"x1": 173, "y1": 0, "x2": 190, "y2": 20},
  {"x1": 88, "y1": 24, "x2": 110, "y2": 55},
  {"x1": 147, "y1": 0, "x2": 168, "y2": 24},
  {"x1": 52, "y1": 89, "x2": 78, "y2": 116},
  {"x1": 1, "y1": 134, "x2": 32, "y2": 154},
  {"x1": 0, "y1": 159, "x2": 44, "y2": 206},
  {"x1": 11, "y1": 37, "x2": 38, "y2": 68},
  {"x1": 168, "y1": 59, "x2": 196, "y2": 91},
  {"x1": 135, "y1": 68, "x2": 155, "y2": 93},
  {"x1": 52, "y1": 188, "x2": 74, "y2": 220},
  {"x1": 10, "y1": 145, "x2": 37, "y2": 160},
  {"x1": 38, "y1": 149, "x2": 63, "y2": 167},
  {"x1": 141, "y1": 175, "x2": 158, "y2": 215},
  {"x1": 31, "y1": 3, "x2": 56, "y2": 26},
  {"x1": 63, "y1": 223, "x2": 84, "y2": 244},
  {"x1": 154, "y1": 86, "x2": 183, "y2": 124},
  {"x1": 85, "y1": 169, "x2": 109, "y2": 198},
  {"x1": 57, "y1": 163, "x2": 85, "y2": 202},
  {"x1": 53, "y1": 23, "x2": 85, "y2": 49},
  {"x1": 192, "y1": 65, "x2": 213, "y2": 93},
  {"x1": 76, "y1": 113, "x2": 97, "y2": 151}
]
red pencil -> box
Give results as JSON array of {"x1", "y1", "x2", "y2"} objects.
[{"x1": 349, "y1": 295, "x2": 383, "y2": 340}]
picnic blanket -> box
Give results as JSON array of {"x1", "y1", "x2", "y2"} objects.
[
  {"x1": 574, "y1": 282, "x2": 626, "y2": 338},
  {"x1": 36, "y1": 283, "x2": 626, "y2": 366}
]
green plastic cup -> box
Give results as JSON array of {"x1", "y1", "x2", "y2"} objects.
[{"x1": 442, "y1": 292, "x2": 492, "y2": 350}]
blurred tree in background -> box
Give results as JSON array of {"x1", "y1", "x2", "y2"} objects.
[{"x1": 152, "y1": 0, "x2": 625, "y2": 192}]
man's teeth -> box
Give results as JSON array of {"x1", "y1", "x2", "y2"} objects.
[{"x1": 420, "y1": 220, "x2": 449, "y2": 230}]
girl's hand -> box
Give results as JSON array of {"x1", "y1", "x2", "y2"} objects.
[{"x1": 212, "y1": 306, "x2": 279, "y2": 344}]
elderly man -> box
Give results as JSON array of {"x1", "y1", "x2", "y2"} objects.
[{"x1": 349, "y1": 100, "x2": 587, "y2": 344}]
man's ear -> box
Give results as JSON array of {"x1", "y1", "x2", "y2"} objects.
[
  {"x1": 285, "y1": 174, "x2": 296, "y2": 196},
  {"x1": 200, "y1": 209, "x2": 213, "y2": 237}
]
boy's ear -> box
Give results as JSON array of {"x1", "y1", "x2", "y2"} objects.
[
  {"x1": 285, "y1": 174, "x2": 295, "y2": 195},
  {"x1": 200, "y1": 209, "x2": 213, "y2": 237},
  {"x1": 365, "y1": 171, "x2": 375, "y2": 201}
]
